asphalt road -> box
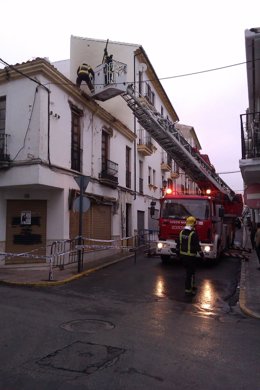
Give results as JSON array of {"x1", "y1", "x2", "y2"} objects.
[{"x1": 0, "y1": 254, "x2": 259, "y2": 389}]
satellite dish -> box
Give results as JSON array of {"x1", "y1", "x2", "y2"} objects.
[{"x1": 139, "y1": 63, "x2": 147, "y2": 72}]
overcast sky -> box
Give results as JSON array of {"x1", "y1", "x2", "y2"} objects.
[{"x1": 1, "y1": 0, "x2": 260, "y2": 193}]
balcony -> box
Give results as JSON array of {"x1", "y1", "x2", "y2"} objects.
[
  {"x1": 161, "y1": 151, "x2": 171, "y2": 171},
  {"x1": 99, "y1": 158, "x2": 119, "y2": 188},
  {"x1": 0, "y1": 133, "x2": 10, "y2": 167},
  {"x1": 137, "y1": 132, "x2": 153, "y2": 156},
  {"x1": 239, "y1": 112, "x2": 260, "y2": 186}
]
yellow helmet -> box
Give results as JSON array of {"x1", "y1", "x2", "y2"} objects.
[{"x1": 186, "y1": 216, "x2": 196, "y2": 226}]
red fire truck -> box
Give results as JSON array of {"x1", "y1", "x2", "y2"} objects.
[{"x1": 155, "y1": 186, "x2": 243, "y2": 263}]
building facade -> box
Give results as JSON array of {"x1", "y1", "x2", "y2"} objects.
[
  {"x1": 65, "y1": 36, "x2": 201, "y2": 227},
  {"x1": 239, "y1": 27, "x2": 260, "y2": 224},
  {"x1": 0, "y1": 37, "x2": 202, "y2": 264}
]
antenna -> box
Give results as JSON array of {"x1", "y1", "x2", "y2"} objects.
[{"x1": 102, "y1": 39, "x2": 109, "y2": 64}]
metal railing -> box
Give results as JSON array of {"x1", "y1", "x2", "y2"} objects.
[
  {"x1": 137, "y1": 129, "x2": 153, "y2": 147},
  {"x1": 0, "y1": 133, "x2": 10, "y2": 161},
  {"x1": 240, "y1": 111, "x2": 260, "y2": 159},
  {"x1": 100, "y1": 158, "x2": 119, "y2": 184}
]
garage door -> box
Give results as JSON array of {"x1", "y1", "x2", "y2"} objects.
[{"x1": 70, "y1": 203, "x2": 112, "y2": 241}]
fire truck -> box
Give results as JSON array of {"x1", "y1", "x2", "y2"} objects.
[
  {"x1": 154, "y1": 175, "x2": 243, "y2": 263},
  {"x1": 90, "y1": 58, "x2": 243, "y2": 262}
]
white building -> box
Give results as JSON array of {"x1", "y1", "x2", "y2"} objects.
[
  {"x1": 0, "y1": 37, "x2": 202, "y2": 264},
  {"x1": 65, "y1": 36, "x2": 202, "y2": 224}
]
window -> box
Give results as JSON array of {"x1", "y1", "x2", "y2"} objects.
[
  {"x1": 173, "y1": 161, "x2": 180, "y2": 174},
  {"x1": 138, "y1": 71, "x2": 143, "y2": 96},
  {"x1": 161, "y1": 106, "x2": 164, "y2": 117},
  {"x1": 126, "y1": 146, "x2": 131, "y2": 188},
  {"x1": 145, "y1": 83, "x2": 155, "y2": 105},
  {"x1": 139, "y1": 160, "x2": 143, "y2": 193},
  {"x1": 161, "y1": 199, "x2": 210, "y2": 221},
  {"x1": 148, "y1": 166, "x2": 152, "y2": 185},
  {"x1": 0, "y1": 96, "x2": 6, "y2": 134},
  {"x1": 153, "y1": 169, "x2": 156, "y2": 186},
  {"x1": 70, "y1": 104, "x2": 83, "y2": 172},
  {"x1": 99, "y1": 127, "x2": 118, "y2": 186}
]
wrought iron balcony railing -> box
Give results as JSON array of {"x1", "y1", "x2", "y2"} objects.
[
  {"x1": 240, "y1": 112, "x2": 260, "y2": 159},
  {"x1": 138, "y1": 133, "x2": 153, "y2": 148},
  {"x1": 0, "y1": 133, "x2": 10, "y2": 163},
  {"x1": 99, "y1": 158, "x2": 119, "y2": 188}
]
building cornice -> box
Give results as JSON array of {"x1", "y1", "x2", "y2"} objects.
[{"x1": 134, "y1": 47, "x2": 179, "y2": 123}]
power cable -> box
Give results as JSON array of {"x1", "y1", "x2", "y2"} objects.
[
  {"x1": 12, "y1": 87, "x2": 38, "y2": 161},
  {"x1": 0, "y1": 58, "x2": 48, "y2": 90},
  {"x1": 1, "y1": 57, "x2": 259, "y2": 87}
]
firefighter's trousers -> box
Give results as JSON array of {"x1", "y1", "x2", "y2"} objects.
[{"x1": 182, "y1": 255, "x2": 197, "y2": 290}]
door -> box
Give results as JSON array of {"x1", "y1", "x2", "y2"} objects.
[{"x1": 6, "y1": 200, "x2": 47, "y2": 264}]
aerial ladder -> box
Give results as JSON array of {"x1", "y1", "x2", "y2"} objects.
[{"x1": 91, "y1": 61, "x2": 237, "y2": 202}]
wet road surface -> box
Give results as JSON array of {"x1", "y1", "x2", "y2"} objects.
[{"x1": 0, "y1": 254, "x2": 259, "y2": 389}]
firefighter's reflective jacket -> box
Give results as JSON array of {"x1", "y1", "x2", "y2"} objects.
[
  {"x1": 77, "y1": 63, "x2": 94, "y2": 78},
  {"x1": 177, "y1": 228, "x2": 201, "y2": 257}
]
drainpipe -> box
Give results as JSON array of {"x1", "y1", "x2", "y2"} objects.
[
  {"x1": 46, "y1": 87, "x2": 51, "y2": 165},
  {"x1": 37, "y1": 84, "x2": 51, "y2": 166},
  {"x1": 133, "y1": 53, "x2": 138, "y2": 200}
]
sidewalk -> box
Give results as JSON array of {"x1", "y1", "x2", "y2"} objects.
[
  {"x1": 0, "y1": 252, "x2": 135, "y2": 287},
  {"x1": 239, "y1": 249, "x2": 260, "y2": 319},
  {"x1": 0, "y1": 249, "x2": 259, "y2": 320}
]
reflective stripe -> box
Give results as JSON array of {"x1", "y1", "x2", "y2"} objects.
[
  {"x1": 78, "y1": 64, "x2": 92, "y2": 76},
  {"x1": 179, "y1": 230, "x2": 196, "y2": 256}
]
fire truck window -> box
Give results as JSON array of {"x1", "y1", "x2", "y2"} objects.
[
  {"x1": 162, "y1": 202, "x2": 190, "y2": 219},
  {"x1": 161, "y1": 200, "x2": 210, "y2": 220}
]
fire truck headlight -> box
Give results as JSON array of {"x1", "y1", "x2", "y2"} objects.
[
  {"x1": 157, "y1": 242, "x2": 169, "y2": 250},
  {"x1": 204, "y1": 245, "x2": 211, "y2": 253}
]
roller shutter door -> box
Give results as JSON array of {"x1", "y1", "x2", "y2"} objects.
[{"x1": 70, "y1": 203, "x2": 111, "y2": 240}]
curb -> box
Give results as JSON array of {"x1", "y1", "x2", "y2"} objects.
[
  {"x1": 239, "y1": 259, "x2": 260, "y2": 320},
  {"x1": 0, "y1": 253, "x2": 134, "y2": 288}
]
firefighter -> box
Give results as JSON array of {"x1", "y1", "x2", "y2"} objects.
[
  {"x1": 176, "y1": 216, "x2": 204, "y2": 295},
  {"x1": 102, "y1": 49, "x2": 113, "y2": 85},
  {"x1": 76, "y1": 63, "x2": 95, "y2": 92}
]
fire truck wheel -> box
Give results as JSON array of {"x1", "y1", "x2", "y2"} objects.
[{"x1": 161, "y1": 255, "x2": 171, "y2": 264}]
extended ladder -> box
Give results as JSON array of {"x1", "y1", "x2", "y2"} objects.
[{"x1": 122, "y1": 86, "x2": 235, "y2": 200}]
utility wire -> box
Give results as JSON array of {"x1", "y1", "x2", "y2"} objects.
[
  {"x1": 1, "y1": 57, "x2": 259, "y2": 87},
  {"x1": 12, "y1": 87, "x2": 38, "y2": 161},
  {"x1": 159, "y1": 60, "x2": 251, "y2": 81},
  {"x1": 0, "y1": 58, "x2": 49, "y2": 91}
]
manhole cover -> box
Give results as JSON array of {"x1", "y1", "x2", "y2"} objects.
[
  {"x1": 37, "y1": 341, "x2": 125, "y2": 374},
  {"x1": 60, "y1": 319, "x2": 115, "y2": 333}
]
